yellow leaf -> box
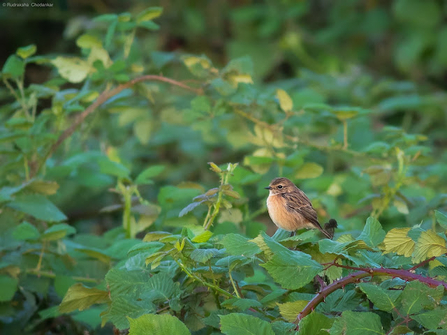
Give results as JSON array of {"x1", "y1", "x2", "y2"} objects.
[
  {"x1": 412, "y1": 230, "x2": 447, "y2": 263},
  {"x1": 276, "y1": 89, "x2": 293, "y2": 112},
  {"x1": 381, "y1": 228, "x2": 414, "y2": 257},
  {"x1": 183, "y1": 56, "x2": 210, "y2": 69},
  {"x1": 51, "y1": 57, "x2": 92, "y2": 83},
  {"x1": 278, "y1": 300, "x2": 308, "y2": 322},
  {"x1": 295, "y1": 162, "x2": 324, "y2": 179},
  {"x1": 227, "y1": 74, "x2": 253, "y2": 87},
  {"x1": 394, "y1": 199, "x2": 409, "y2": 214}
]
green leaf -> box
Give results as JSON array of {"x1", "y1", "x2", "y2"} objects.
[
  {"x1": 12, "y1": 221, "x2": 40, "y2": 240},
  {"x1": 0, "y1": 275, "x2": 18, "y2": 301},
  {"x1": 330, "y1": 311, "x2": 384, "y2": 335},
  {"x1": 75, "y1": 247, "x2": 112, "y2": 264},
  {"x1": 220, "y1": 233, "x2": 261, "y2": 257},
  {"x1": 221, "y1": 298, "x2": 263, "y2": 311},
  {"x1": 400, "y1": 280, "x2": 444, "y2": 315},
  {"x1": 128, "y1": 314, "x2": 189, "y2": 335},
  {"x1": 134, "y1": 119, "x2": 152, "y2": 144},
  {"x1": 411, "y1": 308, "x2": 447, "y2": 329},
  {"x1": 135, "y1": 165, "x2": 165, "y2": 185},
  {"x1": 93, "y1": 13, "x2": 118, "y2": 22},
  {"x1": 358, "y1": 217, "x2": 385, "y2": 248},
  {"x1": 7, "y1": 194, "x2": 67, "y2": 222},
  {"x1": 137, "y1": 21, "x2": 160, "y2": 31},
  {"x1": 191, "y1": 230, "x2": 213, "y2": 243},
  {"x1": 59, "y1": 283, "x2": 109, "y2": 313},
  {"x1": 380, "y1": 227, "x2": 414, "y2": 257},
  {"x1": 2, "y1": 55, "x2": 25, "y2": 78},
  {"x1": 51, "y1": 56, "x2": 92, "y2": 83},
  {"x1": 261, "y1": 250, "x2": 323, "y2": 290},
  {"x1": 220, "y1": 313, "x2": 275, "y2": 335},
  {"x1": 358, "y1": 283, "x2": 401, "y2": 312},
  {"x1": 412, "y1": 230, "x2": 447, "y2": 263},
  {"x1": 435, "y1": 210, "x2": 447, "y2": 230},
  {"x1": 97, "y1": 158, "x2": 130, "y2": 178},
  {"x1": 17, "y1": 44, "x2": 37, "y2": 59},
  {"x1": 190, "y1": 248, "x2": 220, "y2": 263},
  {"x1": 41, "y1": 223, "x2": 76, "y2": 241},
  {"x1": 298, "y1": 312, "x2": 333, "y2": 335},
  {"x1": 76, "y1": 34, "x2": 102, "y2": 49},
  {"x1": 295, "y1": 162, "x2": 324, "y2": 179},
  {"x1": 136, "y1": 7, "x2": 163, "y2": 23},
  {"x1": 54, "y1": 275, "x2": 76, "y2": 298}
]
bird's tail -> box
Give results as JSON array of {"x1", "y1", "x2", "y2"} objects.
[{"x1": 322, "y1": 219, "x2": 338, "y2": 239}]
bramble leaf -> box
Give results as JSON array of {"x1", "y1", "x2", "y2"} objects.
[
  {"x1": 220, "y1": 313, "x2": 275, "y2": 335},
  {"x1": 380, "y1": 227, "x2": 414, "y2": 257}
]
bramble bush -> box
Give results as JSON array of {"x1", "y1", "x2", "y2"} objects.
[{"x1": 1, "y1": 5, "x2": 447, "y2": 335}]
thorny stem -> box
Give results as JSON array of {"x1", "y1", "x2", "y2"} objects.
[
  {"x1": 30, "y1": 75, "x2": 203, "y2": 178},
  {"x1": 294, "y1": 265, "x2": 447, "y2": 328}
]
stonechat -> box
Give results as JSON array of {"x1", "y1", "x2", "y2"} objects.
[{"x1": 265, "y1": 177, "x2": 337, "y2": 239}]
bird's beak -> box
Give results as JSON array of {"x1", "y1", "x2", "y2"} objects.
[{"x1": 265, "y1": 186, "x2": 271, "y2": 190}]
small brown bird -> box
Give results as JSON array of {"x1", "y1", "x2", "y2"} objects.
[{"x1": 265, "y1": 177, "x2": 337, "y2": 239}]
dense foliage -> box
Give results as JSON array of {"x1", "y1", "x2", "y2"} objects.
[{"x1": 1, "y1": 2, "x2": 447, "y2": 335}]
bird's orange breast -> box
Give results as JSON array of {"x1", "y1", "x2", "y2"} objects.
[{"x1": 266, "y1": 194, "x2": 314, "y2": 231}]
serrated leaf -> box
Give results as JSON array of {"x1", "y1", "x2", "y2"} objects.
[
  {"x1": 220, "y1": 233, "x2": 261, "y2": 257},
  {"x1": 330, "y1": 311, "x2": 384, "y2": 335},
  {"x1": 276, "y1": 89, "x2": 293, "y2": 112},
  {"x1": 190, "y1": 248, "x2": 220, "y2": 263},
  {"x1": 135, "y1": 165, "x2": 164, "y2": 184},
  {"x1": 298, "y1": 312, "x2": 333, "y2": 334},
  {"x1": 358, "y1": 283, "x2": 401, "y2": 312},
  {"x1": 278, "y1": 300, "x2": 308, "y2": 322},
  {"x1": 380, "y1": 228, "x2": 414, "y2": 257},
  {"x1": 412, "y1": 230, "x2": 447, "y2": 263},
  {"x1": 59, "y1": 283, "x2": 109, "y2": 313},
  {"x1": 400, "y1": 280, "x2": 444, "y2": 315},
  {"x1": 220, "y1": 313, "x2": 275, "y2": 335},
  {"x1": 411, "y1": 308, "x2": 447, "y2": 329},
  {"x1": 295, "y1": 162, "x2": 324, "y2": 179},
  {"x1": 358, "y1": 217, "x2": 386, "y2": 247},
  {"x1": 12, "y1": 221, "x2": 40, "y2": 240},
  {"x1": 261, "y1": 250, "x2": 323, "y2": 290},
  {"x1": 7, "y1": 194, "x2": 67, "y2": 222},
  {"x1": 128, "y1": 314, "x2": 188, "y2": 335}
]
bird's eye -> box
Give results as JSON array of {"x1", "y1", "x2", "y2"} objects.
[{"x1": 277, "y1": 185, "x2": 283, "y2": 189}]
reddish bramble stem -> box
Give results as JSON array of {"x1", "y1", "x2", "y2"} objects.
[{"x1": 294, "y1": 266, "x2": 447, "y2": 327}]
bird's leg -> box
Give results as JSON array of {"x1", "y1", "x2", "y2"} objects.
[{"x1": 290, "y1": 230, "x2": 296, "y2": 237}]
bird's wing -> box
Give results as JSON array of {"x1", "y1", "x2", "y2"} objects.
[{"x1": 283, "y1": 190, "x2": 322, "y2": 229}]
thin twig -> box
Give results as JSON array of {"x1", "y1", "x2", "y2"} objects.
[{"x1": 30, "y1": 75, "x2": 202, "y2": 178}]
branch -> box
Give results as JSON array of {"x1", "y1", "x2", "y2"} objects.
[
  {"x1": 30, "y1": 75, "x2": 202, "y2": 177},
  {"x1": 294, "y1": 267, "x2": 447, "y2": 327}
]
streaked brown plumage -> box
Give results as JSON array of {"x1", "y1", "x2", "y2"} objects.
[{"x1": 265, "y1": 177, "x2": 337, "y2": 239}]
